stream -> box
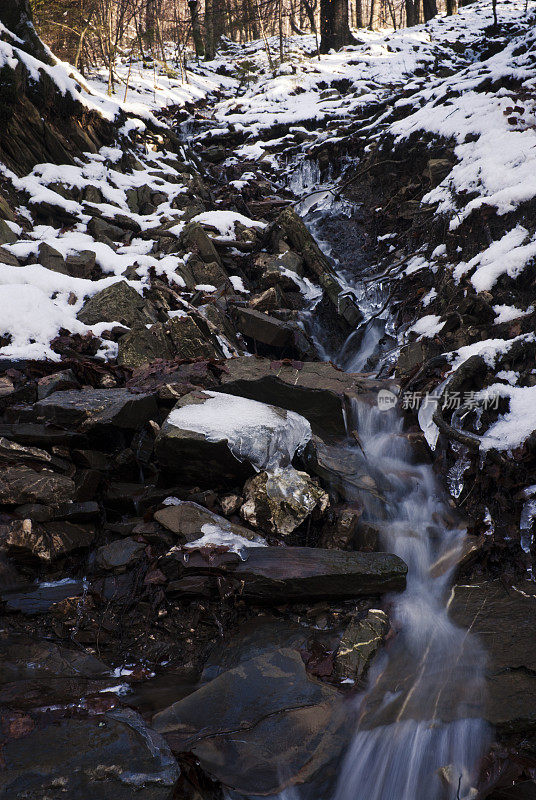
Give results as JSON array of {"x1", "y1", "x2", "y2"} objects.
[{"x1": 284, "y1": 161, "x2": 491, "y2": 799}]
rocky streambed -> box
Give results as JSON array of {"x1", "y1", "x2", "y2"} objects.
[{"x1": 1, "y1": 40, "x2": 536, "y2": 800}]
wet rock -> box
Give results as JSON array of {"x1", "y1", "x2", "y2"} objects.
[
  {"x1": 0, "y1": 466, "x2": 75, "y2": 505},
  {"x1": 0, "y1": 377, "x2": 36, "y2": 410},
  {"x1": 3, "y1": 519, "x2": 95, "y2": 563},
  {"x1": 162, "y1": 545, "x2": 407, "y2": 601},
  {"x1": 154, "y1": 501, "x2": 259, "y2": 544},
  {"x1": 12, "y1": 503, "x2": 53, "y2": 522},
  {"x1": 450, "y1": 581, "x2": 536, "y2": 734},
  {"x1": 156, "y1": 390, "x2": 311, "y2": 486},
  {"x1": 305, "y1": 436, "x2": 382, "y2": 502},
  {"x1": 0, "y1": 219, "x2": 17, "y2": 245},
  {"x1": 320, "y1": 503, "x2": 363, "y2": 549},
  {"x1": 0, "y1": 246, "x2": 20, "y2": 266},
  {"x1": 487, "y1": 783, "x2": 536, "y2": 799},
  {"x1": 273, "y1": 207, "x2": 362, "y2": 327},
  {"x1": 37, "y1": 369, "x2": 80, "y2": 399},
  {"x1": 255, "y1": 251, "x2": 304, "y2": 291},
  {"x1": 153, "y1": 648, "x2": 345, "y2": 797},
  {"x1": 0, "y1": 423, "x2": 84, "y2": 447},
  {"x1": 335, "y1": 608, "x2": 388, "y2": 683},
  {"x1": 219, "y1": 493, "x2": 243, "y2": 516},
  {"x1": 240, "y1": 467, "x2": 329, "y2": 537},
  {"x1": 54, "y1": 500, "x2": 100, "y2": 523},
  {"x1": 36, "y1": 388, "x2": 157, "y2": 431},
  {"x1": 0, "y1": 708, "x2": 179, "y2": 799},
  {"x1": 96, "y1": 536, "x2": 146, "y2": 571},
  {"x1": 218, "y1": 356, "x2": 394, "y2": 435},
  {"x1": 0, "y1": 632, "x2": 107, "y2": 682},
  {"x1": 0, "y1": 437, "x2": 53, "y2": 466},
  {"x1": 77, "y1": 281, "x2": 156, "y2": 328},
  {"x1": 117, "y1": 323, "x2": 173, "y2": 369}
]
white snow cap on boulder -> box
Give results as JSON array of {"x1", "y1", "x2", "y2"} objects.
[{"x1": 165, "y1": 390, "x2": 312, "y2": 472}]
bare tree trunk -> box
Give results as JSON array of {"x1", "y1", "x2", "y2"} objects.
[
  {"x1": 320, "y1": 0, "x2": 355, "y2": 53},
  {"x1": 355, "y1": 0, "x2": 364, "y2": 27},
  {"x1": 446, "y1": 0, "x2": 458, "y2": 13},
  {"x1": 405, "y1": 0, "x2": 416, "y2": 25},
  {"x1": 0, "y1": 0, "x2": 52, "y2": 62},
  {"x1": 145, "y1": 0, "x2": 158, "y2": 56},
  {"x1": 422, "y1": 0, "x2": 437, "y2": 20},
  {"x1": 188, "y1": 0, "x2": 204, "y2": 57},
  {"x1": 205, "y1": 0, "x2": 214, "y2": 58}
]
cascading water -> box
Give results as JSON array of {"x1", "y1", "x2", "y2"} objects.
[{"x1": 283, "y1": 158, "x2": 490, "y2": 799}]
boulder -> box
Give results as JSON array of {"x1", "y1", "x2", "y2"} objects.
[
  {"x1": 240, "y1": 467, "x2": 329, "y2": 537},
  {"x1": 0, "y1": 219, "x2": 17, "y2": 245},
  {"x1": 450, "y1": 581, "x2": 536, "y2": 734},
  {"x1": 77, "y1": 281, "x2": 156, "y2": 328},
  {"x1": 166, "y1": 315, "x2": 222, "y2": 360},
  {"x1": 117, "y1": 324, "x2": 173, "y2": 369},
  {"x1": 65, "y1": 250, "x2": 96, "y2": 278},
  {"x1": 0, "y1": 708, "x2": 179, "y2": 800},
  {"x1": 179, "y1": 221, "x2": 222, "y2": 265},
  {"x1": 161, "y1": 545, "x2": 407, "y2": 601},
  {"x1": 36, "y1": 388, "x2": 157, "y2": 431},
  {"x1": 154, "y1": 501, "x2": 260, "y2": 544},
  {"x1": 273, "y1": 208, "x2": 362, "y2": 328},
  {"x1": 153, "y1": 648, "x2": 345, "y2": 797},
  {"x1": 218, "y1": 357, "x2": 394, "y2": 435},
  {"x1": 87, "y1": 215, "x2": 127, "y2": 242},
  {"x1": 0, "y1": 466, "x2": 75, "y2": 505},
  {"x1": 155, "y1": 390, "x2": 311, "y2": 486},
  {"x1": 37, "y1": 369, "x2": 80, "y2": 399},
  {"x1": 0, "y1": 246, "x2": 20, "y2": 266},
  {"x1": 249, "y1": 285, "x2": 283, "y2": 312},
  {"x1": 335, "y1": 608, "x2": 388, "y2": 683},
  {"x1": 37, "y1": 242, "x2": 67, "y2": 274},
  {"x1": 305, "y1": 435, "x2": 382, "y2": 502},
  {"x1": 96, "y1": 536, "x2": 146, "y2": 571},
  {"x1": 232, "y1": 306, "x2": 295, "y2": 348},
  {"x1": 3, "y1": 519, "x2": 95, "y2": 562}
]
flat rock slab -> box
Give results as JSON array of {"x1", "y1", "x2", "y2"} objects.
[
  {"x1": 0, "y1": 708, "x2": 179, "y2": 800},
  {"x1": 36, "y1": 388, "x2": 157, "y2": 431},
  {"x1": 153, "y1": 648, "x2": 346, "y2": 797},
  {"x1": 450, "y1": 580, "x2": 536, "y2": 734},
  {"x1": 0, "y1": 465, "x2": 75, "y2": 505},
  {"x1": 219, "y1": 356, "x2": 397, "y2": 435},
  {"x1": 154, "y1": 500, "x2": 260, "y2": 544},
  {"x1": 155, "y1": 390, "x2": 311, "y2": 486},
  {"x1": 162, "y1": 545, "x2": 407, "y2": 601}
]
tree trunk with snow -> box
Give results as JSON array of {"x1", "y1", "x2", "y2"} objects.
[
  {"x1": 320, "y1": 0, "x2": 355, "y2": 53},
  {"x1": 0, "y1": 0, "x2": 52, "y2": 63}
]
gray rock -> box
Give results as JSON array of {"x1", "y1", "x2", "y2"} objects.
[
  {"x1": 0, "y1": 708, "x2": 179, "y2": 800},
  {"x1": 36, "y1": 388, "x2": 158, "y2": 431},
  {"x1": 219, "y1": 356, "x2": 395, "y2": 435},
  {"x1": 65, "y1": 250, "x2": 96, "y2": 278},
  {"x1": 96, "y1": 536, "x2": 145, "y2": 570},
  {"x1": 0, "y1": 219, "x2": 17, "y2": 245},
  {"x1": 153, "y1": 648, "x2": 344, "y2": 797},
  {"x1": 0, "y1": 466, "x2": 75, "y2": 505},
  {"x1": 233, "y1": 306, "x2": 295, "y2": 348},
  {"x1": 154, "y1": 500, "x2": 261, "y2": 543},
  {"x1": 37, "y1": 369, "x2": 80, "y2": 399},
  {"x1": 179, "y1": 222, "x2": 222, "y2": 265},
  {"x1": 155, "y1": 390, "x2": 310, "y2": 486},
  {"x1": 77, "y1": 281, "x2": 156, "y2": 328},
  {"x1": 167, "y1": 314, "x2": 222, "y2": 360},
  {"x1": 3, "y1": 519, "x2": 95, "y2": 563},
  {"x1": 117, "y1": 323, "x2": 173, "y2": 369},
  {"x1": 0, "y1": 246, "x2": 20, "y2": 266},
  {"x1": 162, "y1": 545, "x2": 407, "y2": 601},
  {"x1": 87, "y1": 215, "x2": 126, "y2": 242},
  {"x1": 38, "y1": 242, "x2": 67, "y2": 274}
]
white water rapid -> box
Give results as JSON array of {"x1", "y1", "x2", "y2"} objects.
[{"x1": 290, "y1": 163, "x2": 490, "y2": 800}]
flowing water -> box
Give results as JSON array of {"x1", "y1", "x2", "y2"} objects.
[{"x1": 287, "y1": 161, "x2": 490, "y2": 799}]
